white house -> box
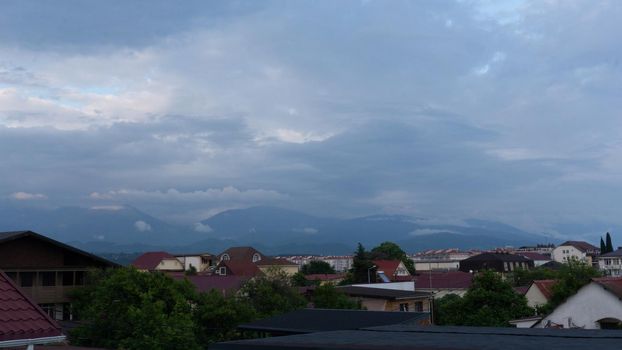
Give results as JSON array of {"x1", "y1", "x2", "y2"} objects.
[
  {"x1": 524, "y1": 279, "x2": 556, "y2": 308},
  {"x1": 175, "y1": 253, "x2": 214, "y2": 272},
  {"x1": 551, "y1": 241, "x2": 599, "y2": 266},
  {"x1": 533, "y1": 277, "x2": 622, "y2": 329},
  {"x1": 599, "y1": 249, "x2": 622, "y2": 276}
]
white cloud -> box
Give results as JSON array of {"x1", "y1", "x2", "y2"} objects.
[
  {"x1": 10, "y1": 192, "x2": 47, "y2": 200},
  {"x1": 93, "y1": 186, "x2": 288, "y2": 202},
  {"x1": 134, "y1": 220, "x2": 152, "y2": 232},
  {"x1": 194, "y1": 222, "x2": 213, "y2": 233}
]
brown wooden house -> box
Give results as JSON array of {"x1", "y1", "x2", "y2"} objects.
[{"x1": 0, "y1": 230, "x2": 117, "y2": 321}]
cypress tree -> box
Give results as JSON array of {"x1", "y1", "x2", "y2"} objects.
[
  {"x1": 606, "y1": 232, "x2": 614, "y2": 253},
  {"x1": 601, "y1": 237, "x2": 606, "y2": 253}
]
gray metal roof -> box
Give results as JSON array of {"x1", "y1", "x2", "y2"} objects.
[
  {"x1": 213, "y1": 325, "x2": 622, "y2": 350},
  {"x1": 238, "y1": 309, "x2": 429, "y2": 334},
  {"x1": 337, "y1": 286, "x2": 432, "y2": 300}
]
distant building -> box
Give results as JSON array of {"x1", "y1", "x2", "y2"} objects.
[
  {"x1": 515, "y1": 244, "x2": 555, "y2": 256},
  {"x1": 412, "y1": 271, "x2": 473, "y2": 297},
  {"x1": 215, "y1": 247, "x2": 299, "y2": 276},
  {"x1": 174, "y1": 252, "x2": 214, "y2": 272},
  {"x1": 411, "y1": 249, "x2": 473, "y2": 271},
  {"x1": 516, "y1": 252, "x2": 552, "y2": 267},
  {"x1": 132, "y1": 251, "x2": 185, "y2": 272},
  {"x1": 598, "y1": 248, "x2": 622, "y2": 276},
  {"x1": 317, "y1": 256, "x2": 353, "y2": 272},
  {"x1": 524, "y1": 279, "x2": 556, "y2": 308},
  {"x1": 338, "y1": 282, "x2": 433, "y2": 313},
  {"x1": 534, "y1": 277, "x2": 622, "y2": 329},
  {"x1": 0, "y1": 230, "x2": 117, "y2": 321},
  {"x1": 373, "y1": 260, "x2": 411, "y2": 282},
  {"x1": 459, "y1": 252, "x2": 534, "y2": 274},
  {"x1": 551, "y1": 241, "x2": 600, "y2": 266}
]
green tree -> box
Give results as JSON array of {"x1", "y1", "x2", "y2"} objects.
[
  {"x1": 344, "y1": 243, "x2": 375, "y2": 284},
  {"x1": 435, "y1": 271, "x2": 533, "y2": 327},
  {"x1": 312, "y1": 284, "x2": 362, "y2": 309},
  {"x1": 70, "y1": 268, "x2": 200, "y2": 350},
  {"x1": 301, "y1": 260, "x2": 336, "y2": 275},
  {"x1": 606, "y1": 232, "x2": 614, "y2": 253},
  {"x1": 601, "y1": 237, "x2": 607, "y2": 254},
  {"x1": 193, "y1": 290, "x2": 257, "y2": 344},
  {"x1": 185, "y1": 265, "x2": 198, "y2": 276},
  {"x1": 539, "y1": 258, "x2": 601, "y2": 314},
  {"x1": 370, "y1": 241, "x2": 416, "y2": 274},
  {"x1": 239, "y1": 267, "x2": 306, "y2": 317},
  {"x1": 291, "y1": 271, "x2": 314, "y2": 287},
  {"x1": 508, "y1": 267, "x2": 558, "y2": 287}
]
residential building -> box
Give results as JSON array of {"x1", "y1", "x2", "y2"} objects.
[
  {"x1": 598, "y1": 248, "x2": 622, "y2": 276},
  {"x1": 551, "y1": 241, "x2": 599, "y2": 266},
  {"x1": 0, "y1": 230, "x2": 117, "y2": 321},
  {"x1": 523, "y1": 279, "x2": 556, "y2": 308},
  {"x1": 132, "y1": 251, "x2": 185, "y2": 272},
  {"x1": 174, "y1": 252, "x2": 214, "y2": 272},
  {"x1": 412, "y1": 271, "x2": 473, "y2": 297},
  {"x1": 411, "y1": 249, "x2": 472, "y2": 271},
  {"x1": 515, "y1": 244, "x2": 555, "y2": 256},
  {"x1": 237, "y1": 309, "x2": 430, "y2": 336},
  {"x1": 373, "y1": 260, "x2": 411, "y2": 282},
  {"x1": 337, "y1": 285, "x2": 433, "y2": 312},
  {"x1": 168, "y1": 273, "x2": 249, "y2": 296},
  {"x1": 215, "y1": 246, "x2": 299, "y2": 276},
  {"x1": 459, "y1": 252, "x2": 534, "y2": 274},
  {"x1": 0, "y1": 270, "x2": 65, "y2": 348},
  {"x1": 317, "y1": 256, "x2": 353, "y2": 272},
  {"x1": 516, "y1": 252, "x2": 551, "y2": 267},
  {"x1": 534, "y1": 277, "x2": 622, "y2": 329}
]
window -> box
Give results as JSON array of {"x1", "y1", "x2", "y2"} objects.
[
  {"x1": 5, "y1": 272, "x2": 17, "y2": 283},
  {"x1": 41, "y1": 272, "x2": 56, "y2": 286},
  {"x1": 62, "y1": 271, "x2": 74, "y2": 286},
  {"x1": 252, "y1": 253, "x2": 261, "y2": 262},
  {"x1": 414, "y1": 301, "x2": 424, "y2": 312},
  {"x1": 219, "y1": 267, "x2": 227, "y2": 276},
  {"x1": 221, "y1": 254, "x2": 230, "y2": 261},
  {"x1": 20, "y1": 272, "x2": 34, "y2": 287},
  {"x1": 399, "y1": 303, "x2": 409, "y2": 312},
  {"x1": 40, "y1": 304, "x2": 55, "y2": 319},
  {"x1": 75, "y1": 271, "x2": 85, "y2": 285}
]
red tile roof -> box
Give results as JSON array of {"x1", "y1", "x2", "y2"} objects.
[
  {"x1": 531, "y1": 279, "x2": 557, "y2": 300},
  {"x1": 373, "y1": 260, "x2": 402, "y2": 277},
  {"x1": 0, "y1": 270, "x2": 63, "y2": 342},
  {"x1": 513, "y1": 286, "x2": 530, "y2": 295},
  {"x1": 217, "y1": 247, "x2": 266, "y2": 262},
  {"x1": 170, "y1": 275, "x2": 249, "y2": 296},
  {"x1": 218, "y1": 261, "x2": 262, "y2": 277},
  {"x1": 559, "y1": 241, "x2": 599, "y2": 253},
  {"x1": 132, "y1": 251, "x2": 178, "y2": 270},
  {"x1": 413, "y1": 271, "x2": 473, "y2": 289},
  {"x1": 593, "y1": 277, "x2": 622, "y2": 299}
]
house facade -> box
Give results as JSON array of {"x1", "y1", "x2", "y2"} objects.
[
  {"x1": 132, "y1": 251, "x2": 185, "y2": 272},
  {"x1": 337, "y1": 285, "x2": 433, "y2": 313},
  {"x1": 459, "y1": 252, "x2": 534, "y2": 274},
  {"x1": 373, "y1": 260, "x2": 411, "y2": 282},
  {"x1": 0, "y1": 231, "x2": 117, "y2": 321},
  {"x1": 215, "y1": 247, "x2": 299, "y2": 277},
  {"x1": 411, "y1": 249, "x2": 472, "y2": 272},
  {"x1": 524, "y1": 279, "x2": 556, "y2": 308},
  {"x1": 175, "y1": 253, "x2": 214, "y2": 272},
  {"x1": 551, "y1": 241, "x2": 599, "y2": 266},
  {"x1": 598, "y1": 249, "x2": 622, "y2": 276},
  {"x1": 534, "y1": 277, "x2": 622, "y2": 329}
]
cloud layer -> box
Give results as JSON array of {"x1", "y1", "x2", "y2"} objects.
[{"x1": 2, "y1": 1, "x2": 622, "y2": 235}]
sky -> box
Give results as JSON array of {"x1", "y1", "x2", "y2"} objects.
[{"x1": 2, "y1": 0, "x2": 622, "y2": 235}]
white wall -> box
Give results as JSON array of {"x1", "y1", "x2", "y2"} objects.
[
  {"x1": 524, "y1": 284, "x2": 549, "y2": 308},
  {"x1": 536, "y1": 282, "x2": 622, "y2": 329},
  {"x1": 552, "y1": 246, "x2": 586, "y2": 264},
  {"x1": 352, "y1": 281, "x2": 415, "y2": 291}
]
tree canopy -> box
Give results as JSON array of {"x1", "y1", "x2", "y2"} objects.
[
  {"x1": 312, "y1": 284, "x2": 362, "y2": 309},
  {"x1": 238, "y1": 267, "x2": 307, "y2": 318},
  {"x1": 301, "y1": 260, "x2": 336, "y2": 275},
  {"x1": 370, "y1": 241, "x2": 416, "y2": 274},
  {"x1": 539, "y1": 258, "x2": 601, "y2": 314},
  {"x1": 435, "y1": 270, "x2": 533, "y2": 327}
]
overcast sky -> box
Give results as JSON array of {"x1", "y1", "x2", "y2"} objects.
[{"x1": 2, "y1": 0, "x2": 622, "y2": 235}]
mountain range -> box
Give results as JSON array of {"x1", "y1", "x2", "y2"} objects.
[{"x1": 0, "y1": 203, "x2": 564, "y2": 255}]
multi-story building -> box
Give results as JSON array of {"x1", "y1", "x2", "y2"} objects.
[
  {"x1": 0, "y1": 230, "x2": 117, "y2": 320},
  {"x1": 317, "y1": 256, "x2": 353, "y2": 272},
  {"x1": 551, "y1": 241, "x2": 600, "y2": 266},
  {"x1": 411, "y1": 249, "x2": 473, "y2": 271},
  {"x1": 599, "y1": 249, "x2": 622, "y2": 276}
]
